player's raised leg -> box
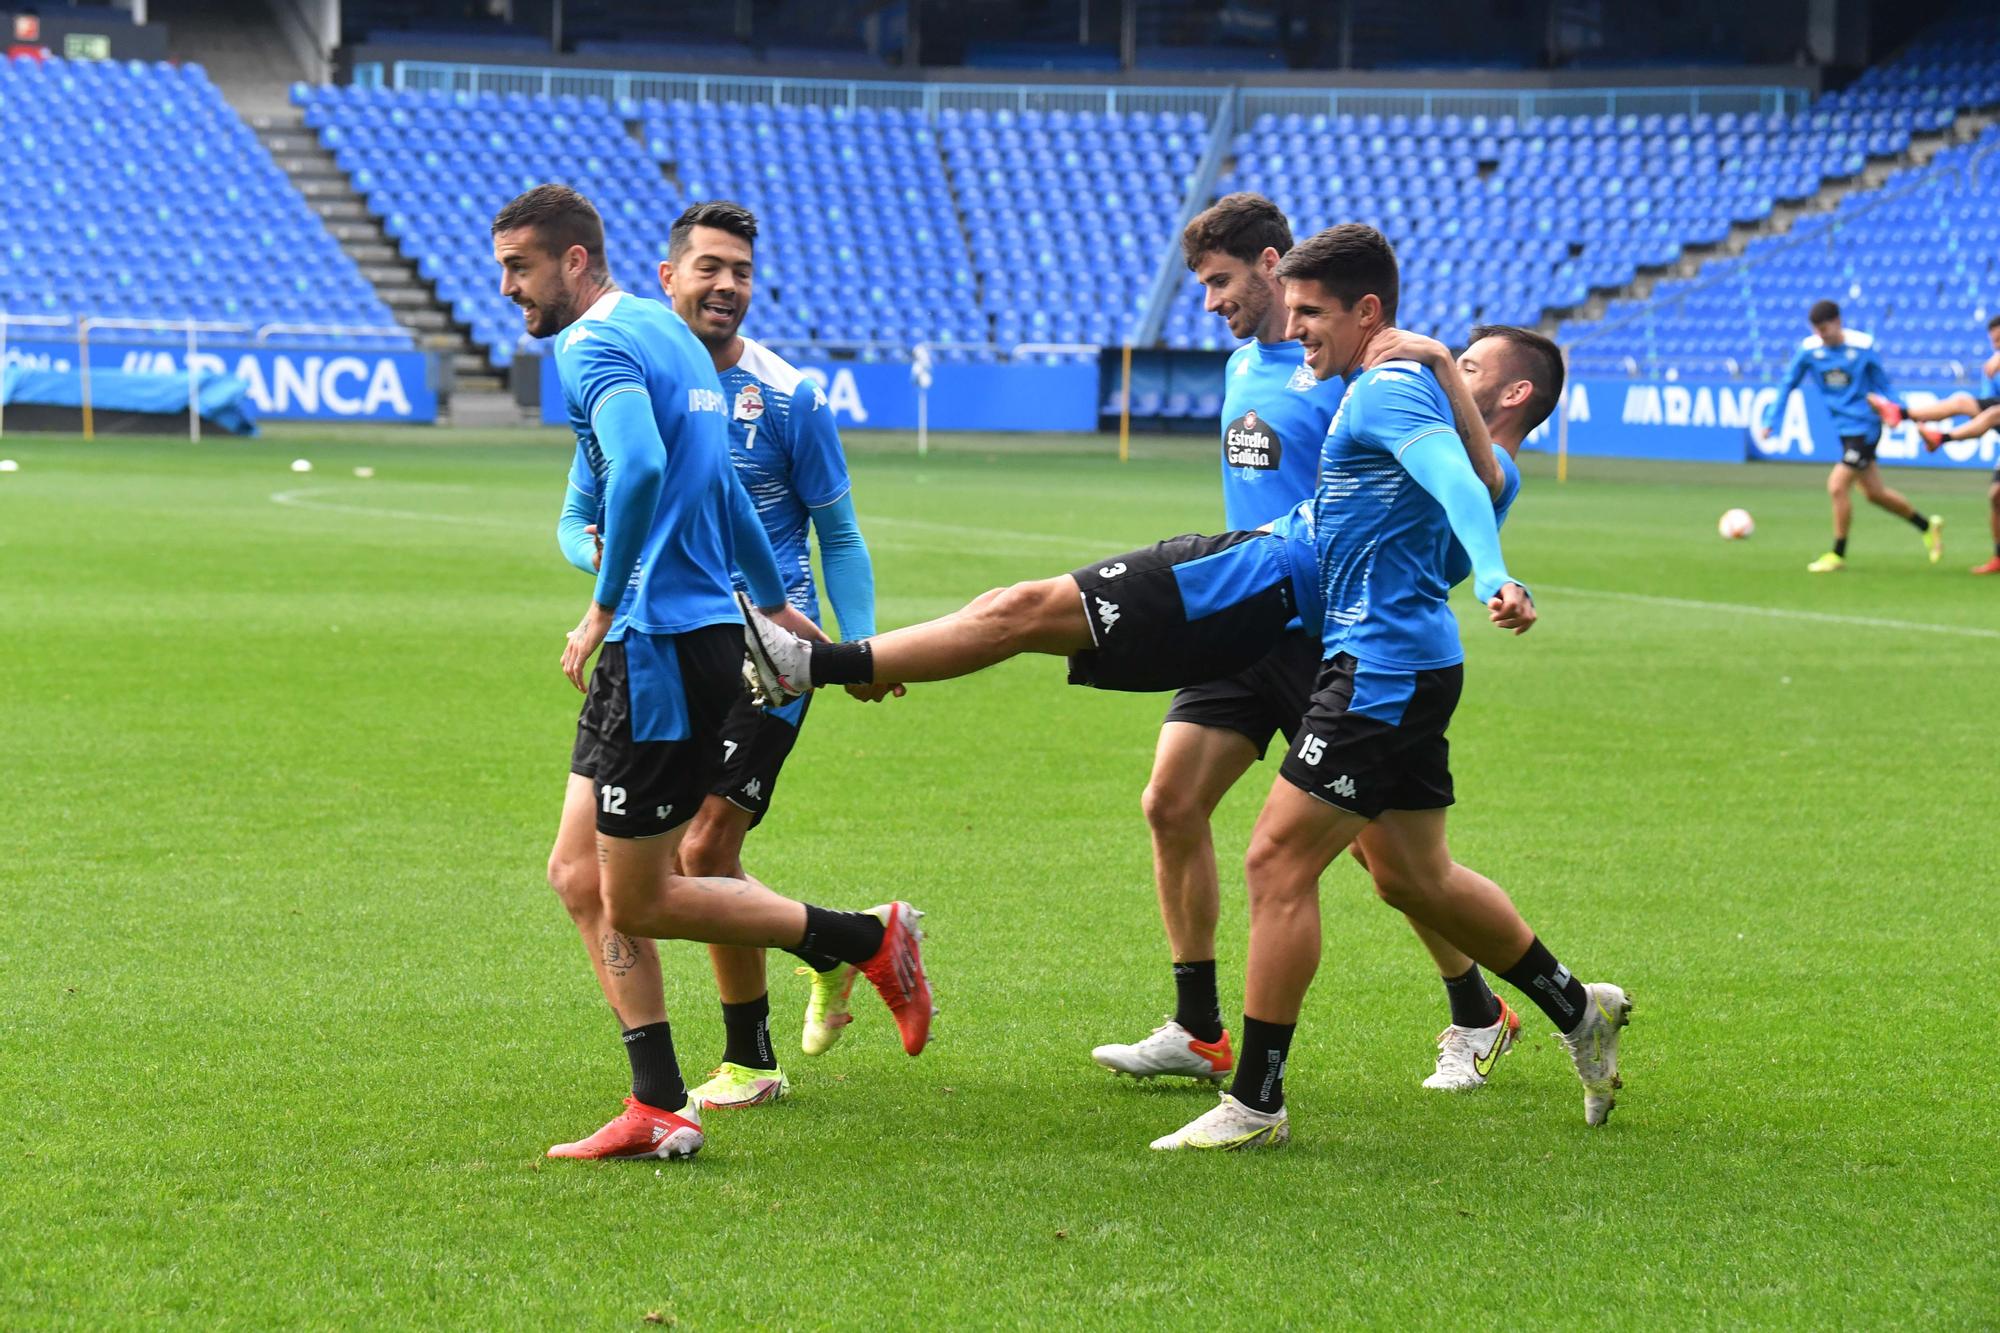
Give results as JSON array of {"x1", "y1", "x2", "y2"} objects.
[{"x1": 1091, "y1": 721, "x2": 1255, "y2": 1081}]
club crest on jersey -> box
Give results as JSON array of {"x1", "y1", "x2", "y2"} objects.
[
  {"x1": 1286, "y1": 363, "x2": 1317, "y2": 392},
  {"x1": 733, "y1": 383, "x2": 766, "y2": 422},
  {"x1": 1224, "y1": 409, "x2": 1280, "y2": 471}
]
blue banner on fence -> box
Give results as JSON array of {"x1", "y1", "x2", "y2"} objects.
[
  {"x1": 539, "y1": 354, "x2": 1097, "y2": 432},
  {"x1": 1527, "y1": 378, "x2": 2000, "y2": 469},
  {"x1": 3, "y1": 337, "x2": 436, "y2": 423}
]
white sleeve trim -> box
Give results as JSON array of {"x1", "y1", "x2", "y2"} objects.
[
  {"x1": 804, "y1": 484, "x2": 855, "y2": 513},
  {"x1": 588, "y1": 384, "x2": 650, "y2": 426}
]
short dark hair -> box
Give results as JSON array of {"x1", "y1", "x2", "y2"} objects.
[
  {"x1": 1273, "y1": 223, "x2": 1399, "y2": 322},
  {"x1": 1182, "y1": 192, "x2": 1292, "y2": 270},
  {"x1": 1808, "y1": 299, "x2": 1841, "y2": 324},
  {"x1": 1470, "y1": 324, "x2": 1565, "y2": 434},
  {"x1": 491, "y1": 184, "x2": 607, "y2": 274},
  {"x1": 1986, "y1": 312, "x2": 2000, "y2": 332},
  {"x1": 669, "y1": 201, "x2": 758, "y2": 260}
]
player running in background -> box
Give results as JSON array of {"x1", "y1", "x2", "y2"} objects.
[
  {"x1": 498, "y1": 185, "x2": 931, "y2": 1163},
  {"x1": 1867, "y1": 313, "x2": 2000, "y2": 574},
  {"x1": 653, "y1": 201, "x2": 886, "y2": 1111},
  {"x1": 1755, "y1": 299, "x2": 1942, "y2": 573},
  {"x1": 1153, "y1": 225, "x2": 1629, "y2": 1152}
]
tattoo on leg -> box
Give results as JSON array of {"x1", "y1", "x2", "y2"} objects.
[
  {"x1": 602, "y1": 930, "x2": 641, "y2": 977},
  {"x1": 596, "y1": 843, "x2": 609, "y2": 867}
]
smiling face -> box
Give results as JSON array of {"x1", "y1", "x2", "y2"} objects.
[
  {"x1": 1459, "y1": 335, "x2": 1530, "y2": 425},
  {"x1": 661, "y1": 224, "x2": 754, "y2": 350},
  {"x1": 493, "y1": 226, "x2": 590, "y2": 339},
  {"x1": 1191, "y1": 247, "x2": 1279, "y2": 342},
  {"x1": 1282, "y1": 277, "x2": 1385, "y2": 381}
]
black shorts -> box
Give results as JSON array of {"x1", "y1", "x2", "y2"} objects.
[
  {"x1": 1839, "y1": 431, "x2": 1881, "y2": 470},
  {"x1": 1977, "y1": 396, "x2": 2000, "y2": 414},
  {"x1": 1162, "y1": 627, "x2": 1321, "y2": 759},
  {"x1": 1277, "y1": 653, "x2": 1463, "y2": 819},
  {"x1": 712, "y1": 690, "x2": 811, "y2": 829},
  {"x1": 1065, "y1": 531, "x2": 1298, "y2": 694},
  {"x1": 570, "y1": 624, "x2": 746, "y2": 838}
]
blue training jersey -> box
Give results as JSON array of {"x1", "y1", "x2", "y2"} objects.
[
  {"x1": 1312, "y1": 360, "x2": 1500, "y2": 670},
  {"x1": 1766, "y1": 330, "x2": 1893, "y2": 437},
  {"x1": 555, "y1": 292, "x2": 739, "y2": 641},
  {"x1": 720, "y1": 337, "x2": 852, "y2": 626},
  {"x1": 1220, "y1": 339, "x2": 1346, "y2": 530},
  {"x1": 1278, "y1": 449, "x2": 1521, "y2": 629}
]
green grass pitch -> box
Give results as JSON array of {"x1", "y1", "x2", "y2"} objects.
[{"x1": 1, "y1": 424, "x2": 1995, "y2": 1327}]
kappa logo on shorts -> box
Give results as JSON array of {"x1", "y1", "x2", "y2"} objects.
[
  {"x1": 1095, "y1": 597, "x2": 1122, "y2": 631},
  {"x1": 655, "y1": 805, "x2": 674, "y2": 821},
  {"x1": 1327, "y1": 774, "x2": 1357, "y2": 800},
  {"x1": 742, "y1": 778, "x2": 763, "y2": 802}
]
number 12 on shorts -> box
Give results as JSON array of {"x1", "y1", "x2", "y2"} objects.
[
  {"x1": 601, "y1": 785, "x2": 627, "y2": 815},
  {"x1": 1297, "y1": 735, "x2": 1325, "y2": 766}
]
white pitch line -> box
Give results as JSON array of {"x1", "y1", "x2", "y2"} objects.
[
  {"x1": 270, "y1": 486, "x2": 529, "y2": 530},
  {"x1": 1536, "y1": 583, "x2": 2000, "y2": 641},
  {"x1": 265, "y1": 488, "x2": 1999, "y2": 641}
]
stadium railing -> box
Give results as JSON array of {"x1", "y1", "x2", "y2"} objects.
[
  {"x1": 351, "y1": 60, "x2": 1805, "y2": 124},
  {"x1": 1551, "y1": 133, "x2": 2000, "y2": 480}
]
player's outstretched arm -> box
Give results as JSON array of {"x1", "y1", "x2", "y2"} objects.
[
  {"x1": 1400, "y1": 432, "x2": 1535, "y2": 635},
  {"x1": 1365, "y1": 330, "x2": 1502, "y2": 499},
  {"x1": 1760, "y1": 347, "x2": 1810, "y2": 439}
]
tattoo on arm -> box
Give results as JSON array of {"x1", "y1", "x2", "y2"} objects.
[{"x1": 602, "y1": 930, "x2": 641, "y2": 977}]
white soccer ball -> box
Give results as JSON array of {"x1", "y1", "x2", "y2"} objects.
[
  {"x1": 290, "y1": 458, "x2": 313, "y2": 473},
  {"x1": 1719, "y1": 507, "x2": 1754, "y2": 540},
  {"x1": 0, "y1": 459, "x2": 17, "y2": 473},
  {"x1": 353, "y1": 466, "x2": 375, "y2": 479}
]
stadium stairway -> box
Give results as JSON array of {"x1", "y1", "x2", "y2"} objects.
[
  {"x1": 1547, "y1": 108, "x2": 1994, "y2": 336},
  {"x1": 253, "y1": 108, "x2": 505, "y2": 396}
]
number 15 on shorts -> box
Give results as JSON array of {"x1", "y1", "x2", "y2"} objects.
[{"x1": 1296, "y1": 735, "x2": 1326, "y2": 766}]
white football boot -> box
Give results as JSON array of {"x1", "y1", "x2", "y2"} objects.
[
  {"x1": 1149, "y1": 1093, "x2": 1289, "y2": 1151},
  {"x1": 1091, "y1": 1021, "x2": 1233, "y2": 1081},
  {"x1": 1557, "y1": 982, "x2": 1633, "y2": 1126},
  {"x1": 1423, "y1": 997, "x2": 1522, "y2": 1090},
  {"x1": 737, "y1": 591, "x2": 813, "y2": 704}
]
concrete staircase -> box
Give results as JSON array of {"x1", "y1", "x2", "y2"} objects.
[
  {"x1": 1544, "y1": 110, "x2": 2000, "y2": 334},
  {"x1": 252, "y1": 109, "x2": 506, "y2": 396}
]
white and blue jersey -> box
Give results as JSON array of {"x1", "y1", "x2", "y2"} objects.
[
  {"x1": 1220, "y1": 340, "x2": 1345, "y2": 530},
  {"x1": 1765, "y1": 331, "x2": 1893, "y2": 438},
  {"x1": 721, "y1": 337, "x2": 852, "y2": 626},
  {"x1": 1312, "y1": 361, "x2": 1517, "y2": 671}
]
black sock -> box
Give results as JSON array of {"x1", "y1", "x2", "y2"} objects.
[
  {"x1": 1227, "y1": 1014, "x2": 1294, "y2": 1113},
  {"x1": 1442, "y1": 964, "x2": 1503, "y2": 1029},
  {"x1": 621, "y1": 1021, "x2": 688, "y2": 1110},
  {"x1": 809, "y1": 639, "x2": 874, "y2": 686},
  {"x1": 719, "y1": 994, "x2": 776, "y2": 1070},
  {"x1": 1908, "y1": 511, "x2": 1931, "y2": 534},
  {"x1": 798, "y1": 905, "x2": 886, "y2": 967},
  {"x1": 1171, "y1": 960, "x2": 1224, "y2": 1043},
  {"x1": 1833, "y1": 536, "x2": 1848, "y2": 557},
  {"x1": 1993, "y1": 542, "x2": 1999, "y2": 559},
  {"x1": 780, "y1": 944, "x2": 843, "y2": 973},
  {"x1": 1498, "y1": 937, "x2": 1590, "y2": 1034}
]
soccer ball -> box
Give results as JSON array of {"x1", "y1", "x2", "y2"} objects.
[{"x1": 1718, "y1": 508, "x2": 1754, "y2": 540}]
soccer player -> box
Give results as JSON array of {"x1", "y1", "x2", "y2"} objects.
[
  {"x1": 651, "y1": 200, "x2": 887, "y2": 1110},
  {"x1": 1755, "y1": 299, "x2": 1943, "y2": 573},
  {"x1": 497, "y1": 184, "x2": 932, "y2": 1162},
  {"x1": 1151, "y1": 224, "x2": 1630, "y2": 1152},
  {"x1": 1868, "y1": 313, "x2": 2000, "y2": 574}
]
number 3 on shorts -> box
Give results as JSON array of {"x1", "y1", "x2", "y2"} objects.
[
  {"x1": 600, "y1": 785, "x2": 627, "y2": 815},
  {"x1": 1297, "y1": 735, "x2": 1325, "y2": 766}
]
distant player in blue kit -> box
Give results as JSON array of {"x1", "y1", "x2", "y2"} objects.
[
  {"x1": 653, "y1": 200, "x2": 888, "y2": 1111},
  {"x1": 1867, "y1": 312, "x2": 2000, "y2": 574},
  {"x1": 493, "y1": 185, "x2": 932, "y2": 1163},
  {"x1": 1755, "y1": 298, "x2": 1942, "y2": 573},
  {"x1": 1154, "y1": 224, "x2": 1631, "y2": 1152}
]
